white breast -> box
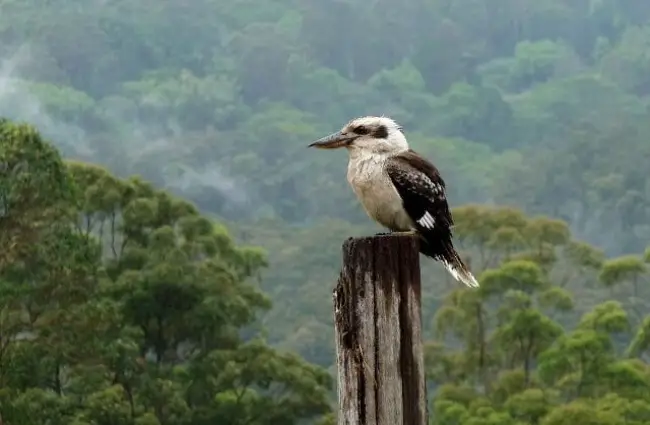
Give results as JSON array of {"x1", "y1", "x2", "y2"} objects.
[{"x1": 346, "y1": 153, "x2": 414, "y2": 231}]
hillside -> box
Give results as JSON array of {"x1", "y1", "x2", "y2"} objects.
[{"x1": 2, "y1": 0, "x2": 650, "y2": 423}]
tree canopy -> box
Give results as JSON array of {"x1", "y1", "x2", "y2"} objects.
[
  {"x1": 0, "y1": 119, "x2": 332, "y2": 425},
  {"x1": 1, "y1": 0, "x2": 649, "y2": 254},
  {"x1": 2, "y1": 0, "x2": 650, "y2": 423}
]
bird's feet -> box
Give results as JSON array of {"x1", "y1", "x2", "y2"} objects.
[
  {"x1": 391, "y1": 230, "x2": 417, "y2": 236},
  {"x1": 374, "y1": 230, "x2": 417, "y2": 236}
]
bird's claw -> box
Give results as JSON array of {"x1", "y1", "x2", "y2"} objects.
[{"x1": 375, "y1": 231, "x2": 417, "y2": 236}]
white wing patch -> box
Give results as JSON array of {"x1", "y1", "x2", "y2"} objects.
[{"x1": 417, "y1": 211, "x2": 436, "y2": 229}]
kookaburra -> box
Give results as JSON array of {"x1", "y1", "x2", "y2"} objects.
[{"x1": 308, "y1": 116, "x2": 479, "y2": 288}]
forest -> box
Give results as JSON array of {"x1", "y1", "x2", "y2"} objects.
[{"x1": 1, "y1": 0, "x2": 650, "y2": 423}]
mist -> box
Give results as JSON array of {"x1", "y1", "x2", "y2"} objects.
[
  {"x1": 0, "y1": 44, "x2": 251, "y2": 211},
  {"x1": 3, "y1": 1, "x2": 650, "y2": 423},
  {"x1": 0, "y1": 46, "x2": 91, "y2": 157}
]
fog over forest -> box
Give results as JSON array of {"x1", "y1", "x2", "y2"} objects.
[{"x1": 2, "y1": 1, "x2": 650, "y2": 424}]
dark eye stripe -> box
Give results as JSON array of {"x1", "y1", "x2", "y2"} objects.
[
  {"x1": 373, "y1": 125, "x2": 388, "y2": 138},
  {"x1": 353, "y1": 126, "x2": 370, "y2": 135}
]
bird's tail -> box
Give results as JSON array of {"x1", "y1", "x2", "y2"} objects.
[{"x1": 420, "y1": 237, "x2": 479, "y2": 288}]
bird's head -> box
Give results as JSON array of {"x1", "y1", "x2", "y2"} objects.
[{"x1": 308, "y1": 116, "x2": 408, "y2": 155}]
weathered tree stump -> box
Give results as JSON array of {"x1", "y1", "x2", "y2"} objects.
[{"x1": 333, "y1": 234, "x2": 427, "y2": 425}]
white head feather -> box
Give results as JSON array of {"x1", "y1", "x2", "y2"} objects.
[
  {"x1": 343, "y1": 116, "x2": 409, "y2": 155},
  {"x1": 308, "y1": 115, "x2": 409, "y2": 156}
]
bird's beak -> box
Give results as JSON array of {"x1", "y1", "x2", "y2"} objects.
[{"x1": 308, "y1": 131, "x2": 357, "y2": 149}]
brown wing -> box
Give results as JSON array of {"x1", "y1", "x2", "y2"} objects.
[{"x1": 385, "y1": 150, "x2": 453, "y2": 231}]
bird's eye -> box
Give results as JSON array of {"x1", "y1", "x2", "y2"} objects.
[{"x1": 353, "y1": 126, "x2": 369, "y2": 135}]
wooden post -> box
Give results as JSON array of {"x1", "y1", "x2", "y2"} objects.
[{"x1": 333, "y1": 234, "x2": 427, "y2": 425}]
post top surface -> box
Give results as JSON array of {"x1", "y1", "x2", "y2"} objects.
[{"x1": 343, "y1": 233, "x2": 419, "y2": 249}]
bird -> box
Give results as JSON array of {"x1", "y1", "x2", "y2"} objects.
[{"x1": 308, "y1": 116, "x2": 479, "y2": 288}]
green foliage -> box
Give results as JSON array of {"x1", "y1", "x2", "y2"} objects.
[
  {"x1": 1, "y1": 0, "x2": 649, "y2": 253},
  {"x1": 0, "y1": 119, "x2": 75, "y2": 268},
  {"x1": 0, "y1": 120, "x2": 332, "y2": 425},
  {"x1": 3, "y1": 2, "x2": 650, "y2": 423},
  {"x1": 427, "y1": 205, "x2": 650, "y2": 424}
]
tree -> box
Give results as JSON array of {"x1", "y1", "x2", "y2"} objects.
[
  {"x1": 3, "y1": 3, "x2": 650, "y2": 423},
  {"x1": 427, "y1": 205, "x2": 650, "y2": 424},
  {"x1": 0, "y1": 118, "x2": 75, "y2": 269},
  {"x1": 600, "y1": 25, "x2": 650, "y2": 96},
  {"x1": 0, "y1": 119, "x2": 333, "y2": 425}
]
